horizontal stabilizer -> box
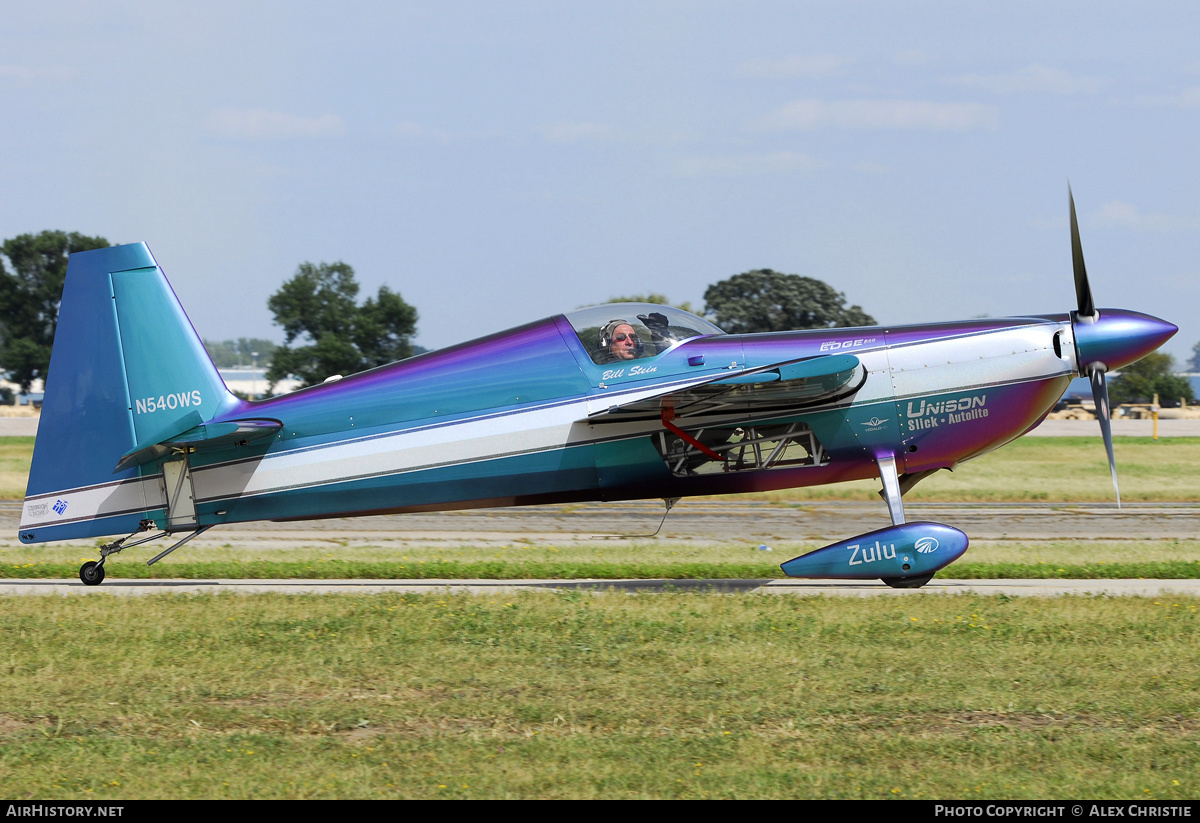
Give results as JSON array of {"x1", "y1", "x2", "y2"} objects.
[{"x1": 115, "y1": 416, "x2": 282, "y2": 472}]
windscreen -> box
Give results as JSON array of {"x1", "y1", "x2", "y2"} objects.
[{"x1": 564, "y1": 303, "x2": 725, "y2": 365}]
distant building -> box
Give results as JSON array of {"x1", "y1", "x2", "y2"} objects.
[
  {"x1": 218, "y1": 369, "x2": 302, "y2": 399},
  {"x1": 3, "y1": 373, "x2": 301, "y2": 407},
  {"x1": 0, "y1": 378, "x2": 44, "y2": 408}
]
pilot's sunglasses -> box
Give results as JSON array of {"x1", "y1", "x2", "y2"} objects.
[{"x1": 614, "y1": 334, "x2": 638, "y2": 342}]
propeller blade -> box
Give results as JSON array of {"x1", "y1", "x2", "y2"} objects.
[
  {"x1": 1069, "y1": 186, "x2": 1096, "y2": 319},
  {"x1": 1089, "y1": 365, "x2": 1121, "y2": 508}
]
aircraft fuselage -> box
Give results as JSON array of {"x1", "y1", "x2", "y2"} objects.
[{"x1": 62, "y1": 313, "x2": 1077, "y2": 533}]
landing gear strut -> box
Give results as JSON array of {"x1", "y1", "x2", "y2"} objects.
[
  {"x1": 874, "y1": 454, "x2": 933, "y2": 589},
  {"x1": 79, "y1": 519, "x2": 161, "y2": 586},
  {"x1": 78, "y1": 524, "x2": 214, "y2": 585}
]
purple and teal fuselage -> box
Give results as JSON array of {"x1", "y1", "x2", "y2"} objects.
[{"x1": 18, "y1": 243, "x2": 1177, "y2": 554}]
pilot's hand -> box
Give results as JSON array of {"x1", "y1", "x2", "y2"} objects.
[{"x1": 638, "y1": 312, "x2": 670, "y2": 339}]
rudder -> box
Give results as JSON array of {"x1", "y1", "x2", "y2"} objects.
[{"x1": 19, "y1": 243, "x2": 239, "y2": 543}]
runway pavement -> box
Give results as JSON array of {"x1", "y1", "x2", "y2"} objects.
[
  {"x1": 2, "y1": 497, "x2": 1198, "y2": 597},
  {"x1": 1, "y1": 577, "x2": 1198, "y2": 597},
  {"x1": 3, "y1": 499, "x2": 1200, "y2": 549},
  {"x1": 5, "y1": 416, "x2": 1197, "y2": 597}
]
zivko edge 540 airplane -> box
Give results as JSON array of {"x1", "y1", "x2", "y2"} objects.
[{"x1": 19, "y1": 192, "x2": 1177, "y2": 587}]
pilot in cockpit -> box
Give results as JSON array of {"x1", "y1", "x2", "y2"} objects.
[
  {"x1": 597, "y1": 313, "x2": 672, "y2": 363},
  {"x1": 598, "y1": 320, "x2": 641, "y2": 363}
]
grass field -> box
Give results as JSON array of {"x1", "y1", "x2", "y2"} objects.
[
  {"x1": 734, "y1": 437, "x2": 1200, "y2": 503},
  {"x1": 0, "y1": 437, "x2": 33, "y2": 500},
  {"x1": 3, "y1": 436, "x2": 1198, "y2": 800},
  {"x1": 1, "y1": 591, "x2": 1196, "y2": 799},
  {"x1": 3, "y1": 436, "x2": 1200, "y2": 502},
  {"x1": 4, "y1": 435, "x2": 1199, "y2": 581},
  {"x1": 3, "y1": 539, "x2": 1200, "y2": 581}
]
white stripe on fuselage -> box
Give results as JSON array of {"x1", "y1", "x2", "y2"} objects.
[
  {"x1": 19, "y1": 475, "x2": 165, "y2": 531},
  {"x1": 191, "y1": 398, "x2": 599, "y2": 501}
]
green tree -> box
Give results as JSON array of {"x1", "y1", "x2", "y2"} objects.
[
  {"x1": 1189, "y1": 340, "x2": 1200, "y2": 373},
  {"x1": 1108, "y1": 352, "x2": 1195, "y2": 408},
  {"x1": 203, "y1": 338, "x2": 278, "y2": 369},
  {"x1": 266, "y1": 261, "x2": 418, "y2": 389},
  {"x1": 606, "y1": 293, "x2": 697, "y2": 314},
  {"x1": 702, "y1": 269, "x2": 874, "y2": 334},
  {"x1": 0, "y1": 231, "x2": 111, "y2": 392}
]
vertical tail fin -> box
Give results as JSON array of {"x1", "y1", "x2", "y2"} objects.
[{"x1": 19, "y1": 243, "x2": 239, "y2": 543}]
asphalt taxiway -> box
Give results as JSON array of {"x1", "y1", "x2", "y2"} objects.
[
  {"x1": 2, "y1": 498, "x2": 1197, "y2": 597},
  {"x1": 4, "y1": 499, "x2": 1200, "y2": 548},
  {"x1": 1, "y1": 577, "x2": 1198, "y2": 597}
]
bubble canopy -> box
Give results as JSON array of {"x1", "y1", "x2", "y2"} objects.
[{"x1": 564, "y1": 303, "x2": 725, "y2": 365}]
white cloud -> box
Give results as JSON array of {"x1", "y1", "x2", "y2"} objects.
[
  {"x1": 949, "y1": 65, "x2": 1101, "y2": 95},
  {"x1": 393, "y1": 121, "x2": 457, "y2": 142},
  {"x1": 675, "y1": 151, "x2": 825, "y2": 176},
  {"x1": 393, "y1": 122, "x2": 507, "y2": 143},
  {"x1": 1134, "y1": 86, "x2": 1200, "y2": 108},
  {"x1": 0, "y1": 65, "x2": 73, "y2": 83},
  {"x1": 893, "y1": 50, "x2": 931, "y2": 67},
  {"x1": 535, "y1": 121, "x2": 615, "y2": 143},
  {"x1": 204, "y1": 109, "x2": 347, "y2": 140},
  {"x1": 1093, "y1": 201, "x2": 1200, "y2": 233},
  {"x1": 736, "y1": 55, "x2": 850, "y2": 79},
  {"x1": 853, "y1": 161, "x2": 890, "y2": 174},
  {"x1": 756, "y1": 99, "x2": 998, "y2": 131}
]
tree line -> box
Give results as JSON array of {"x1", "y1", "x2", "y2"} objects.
[
  {"x1": 1, "y1": 229, "x2": 1195, "y2": 406},
  {"x1": 203, "y1": 338, "x2": 278, "y2": 370}
]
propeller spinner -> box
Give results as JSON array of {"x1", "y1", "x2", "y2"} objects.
[{"x1": 1066, "y1": 187, "x2": 1178, "y2": 506}]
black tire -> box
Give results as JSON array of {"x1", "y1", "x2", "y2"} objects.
[
  {"x1": 80, "y1": 561, "x2": 105, "y2": 587},
  {"x1": 881, "y1": 573, "x2": 934, "y2": 589}
]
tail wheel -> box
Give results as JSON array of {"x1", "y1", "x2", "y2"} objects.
[
  {"x1": 80, "y1": 561, "x2": 105, "y2": 587},
  {"x1": 881, "y1": 574, "x2": 933, "y2": 589}
]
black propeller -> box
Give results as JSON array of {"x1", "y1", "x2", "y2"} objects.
[
  {"x1": 1069, "y1": 186, "x2": 1119, "y2": 507},
  {"x1": 1070, "y1": 187, "x2": 1096, "y2": 320}
]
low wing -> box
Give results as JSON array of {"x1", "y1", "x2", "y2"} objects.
[{"x1": 587, "y1": 352, "x2": 864, "y2": 422}]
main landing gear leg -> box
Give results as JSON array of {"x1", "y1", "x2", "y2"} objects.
[
  {"x1": 876, "y1": 453, "x2": 906, "y2": 526},
  {"x1": 780, "y1": 457, "x2": 967, "y2": 584},
  {"x1": 875, "y1": 454, "x2": 934, "y2": 589}
]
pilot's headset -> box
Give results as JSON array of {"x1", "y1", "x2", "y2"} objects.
[{"x1": 598, "y1": 319, "x2": 644, "y2": 357}]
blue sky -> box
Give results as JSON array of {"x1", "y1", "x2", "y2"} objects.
[{"x1": 2, "y1": 1, "x2": 1198, "y2": 364}]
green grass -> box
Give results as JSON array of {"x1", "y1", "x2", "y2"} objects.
[
  {"x1": 1, "y1": 592, "x2": 1196, "y2": 799},
  {"x1": 4, "y1": 436, "x2": 1200, "y2": 502},
  {"x1": 725, "y1": 437, "x2": 1200, "y2": 502},
  {"x1": 4, "y1": 439, "x2": 1198, "y2": 799},
  {"x1": 0, "y1": 436, "x2": 33, "y2": 499},
  {"x1": 4, "y1": 436, "x2": 1198, "y2": 582},
  {"x1": 4, "y1": 539, "x2": 1199, "y2": 581}
]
